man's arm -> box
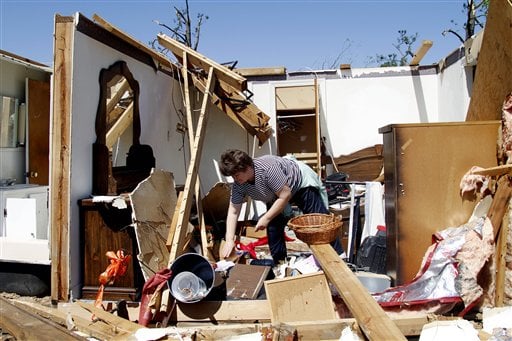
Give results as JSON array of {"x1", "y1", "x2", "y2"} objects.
[
  {"x1": 221, "y1": 202, "x2": 242, "y2": 258},
  {"x1": 255, "y1": 185, "x2": 292, "y2": 231}
]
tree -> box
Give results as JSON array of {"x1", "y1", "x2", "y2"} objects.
[
  {"x1": 443, "y1": 0, "x2": 489, "y2": 43},
  {"x1": 151, "y1": 0, "x2": 208, "y2": 52},
  {"x1": 369, "y1": 30, "x2": 418, "y2": 67}
]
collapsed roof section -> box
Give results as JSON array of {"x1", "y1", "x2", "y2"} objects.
[{"x1": 92, "y1": 14, "x2": 272, "y2": 145}]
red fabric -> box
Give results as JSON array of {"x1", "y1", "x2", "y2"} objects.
[
  {"x1": 236, "y1": 233, "x2": 295, "y2": 259},
  {"x1": 94, "y1": 249, "x2": 131, "y2": 314},
  {"x1": 138, "y1": 268, "x2": 173, "y2": 326}
]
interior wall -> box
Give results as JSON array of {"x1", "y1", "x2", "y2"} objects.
[
  {"x1": 249, "y1": 68, "x2": 443, "y2": 157},
  {"x1": 67, "y1": 25, "x2": 249, "y2": 297},
  {"x1": 437, "y1": 56, "x2": 473, "y2": 122}
]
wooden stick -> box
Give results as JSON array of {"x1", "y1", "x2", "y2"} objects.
[{"x1": 310, "y1": 244, "x2": 406, "y2": 341}]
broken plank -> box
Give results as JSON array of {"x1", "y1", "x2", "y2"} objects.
[
  {"x1": 74, "y1": 301, "x2": 142, "y2": 335},
  {"x1": 9, "y1": 299, "x2": 118, "y2": 340},
  {"x1": 310, "y1": 244, "x2": 406, "y2": 341},
  {"x1": 495, "y1": 197, "x2": 510, "y2": 306},
  {"x1": 157, "y1": 33, "x2": 246, "y2": 91},
  {"x1": 409, "y1": 40, "x2": 433, "y2": 66},
  {"x1": 234, "y1": 67, "x2": 287, "y2": 77},
  {"x1": 488, "y1": 175, "x2": 512, "y2": 238},
  {"x1": 471, "y1": 164, "x2": 512, "y2": 177},
  {"x1": 0, "y1": 297, "x2": 83, "y2": 340}
]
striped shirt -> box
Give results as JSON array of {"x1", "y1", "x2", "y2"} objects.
[{"x1": 230, "y1": 155, "x2": 302, "y2": 205}]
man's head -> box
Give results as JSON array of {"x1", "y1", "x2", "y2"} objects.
[{"x1": 220, "y1": 149, "x2": 254, "y2": 184}]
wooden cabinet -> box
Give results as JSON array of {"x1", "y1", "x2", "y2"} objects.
[
  {"x1": 379, "y1": 121, "x2": 500, "y2": 285},
  {"x1": 79, "y1": 198, "x2": 142, "y2": 300}
]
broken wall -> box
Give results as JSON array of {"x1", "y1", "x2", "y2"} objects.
[
  {"x1": 64, "y1": 13, "x2": 248, "y2": 298},
  {"x1": 248, "y1": 55, "x2": 472, "y2": 157}
]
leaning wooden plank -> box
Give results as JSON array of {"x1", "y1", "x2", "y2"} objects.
[
  {"x1": 495, "y1": 198, "x2": 510, "y2": 306},
  {"x1": 181, "y1": 52, "x2": 209, "y2": 259},
  {"x1": 51, "y1": 14, "x2": 74, "y2": 303},
  {"x1": 93, "y1": 14, "x2": 177, "y2": 72},
  {"x1": 409, "y1": 40, "x2": 433, "y2": 66},
  {"x1": 488, "y1": 176, "x2": 512, "y2": 238},
  {"x1": 0, "y1": 297, "x2": 83, "y2": 340},
  {"x1": 310, "y1": 244, "x2": 406, "y2": 341},
  {"x1": 168, "y1": 67, "x2": 216, "y2": 263},
  {"x1": 158, "y1": 33, "x2": 246, "y2": 91},
  {"x1": 10, "y1": 299, "x2": 117, "y2": 340}
]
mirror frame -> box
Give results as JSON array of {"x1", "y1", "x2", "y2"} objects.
[{"x1": 92, "y1": 60, "x2": 141, "y2": 195}]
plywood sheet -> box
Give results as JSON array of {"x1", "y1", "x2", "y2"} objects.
[
  {"x1": 264, "y1": 271, "x2": 336, "y2": 323},
  {"x1": 466, "y1": 0, "x2": 512, "y2": 121}
]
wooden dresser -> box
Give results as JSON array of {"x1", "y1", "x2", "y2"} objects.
[{"x1": 78, "y1": 198, "x2": 142, "y2": 300}]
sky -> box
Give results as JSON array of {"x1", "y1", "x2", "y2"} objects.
[{"x1": 0, "y1": 0, "x2": 473, "y2": 71}]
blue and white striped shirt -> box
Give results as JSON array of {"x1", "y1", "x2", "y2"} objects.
[{"x1": 230, "y1": 155, "x2": 302, "y2": 204}]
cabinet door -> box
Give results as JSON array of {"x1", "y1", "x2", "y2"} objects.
[{"x1": 383, "y1": 121, "x2": 500, "y2": 285}]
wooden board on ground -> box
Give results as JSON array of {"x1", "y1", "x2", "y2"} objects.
[
  {"x1": 129, "y1": 169, "x2": 177, "y2": 280},
  {"x1": 226, "y1": 263, "x2": 270, "y2": 300},
  {"x1": 264, "y1": 271, "x2": 336, "y2": 323}
]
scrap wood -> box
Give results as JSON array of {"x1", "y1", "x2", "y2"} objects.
[
  {"x1": 75, "y1": 300, "x2": 142, "y2": 335},
  {"x1": 9, "y1": 298, "x2": 116, "y2": 340},
  {"x1": 310, "y1": 244, "x2": 406, "y2": 341},
  {"x1": 471, "y1": 164, "x2": 512, "y2": 177},
  {"x1": 0, "y1": 296, "x2": 83, "y2": 340},
  {"x1": 495, "y1": 197, "x2": 511, "y2": 307},
  {"x1": 487, "y1": 175, "x2": 512, "y2": 239}
]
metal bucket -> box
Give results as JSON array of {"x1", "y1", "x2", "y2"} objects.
[{"x1": 169, "y1": 253, "x2": 215, "y2": 303}]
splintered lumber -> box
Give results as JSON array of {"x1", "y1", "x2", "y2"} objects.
[
  {"x1": 168, "y1": 67, "x2": 216, "y2": 263},
  {"x1": 9, "y1": 299, "x2": 118, "y2": 340},
  {"x1": 234, "y1": 67, "x2": 287, "y2": 77},
  {"x1": 487, "y1": 176, "x2": 512, "y2": 238},
  {"x1": 0, "y1": 297, "x2": 83, "y2": 340},
  {"x1": 157, "y1": 33, "x2": 246, "y2": 91},
  {"x1": 75, "y1": 301, "x2": 142, "y2": 335},
  {"x1": 310, "y1": 244, "x2": 406, "y2": 341},
  {"x1": 471, "y1": 164, "x2": 512, "y2": 177},
  {"x1": 495, "y1": 198, "x2": 510, "y2": 306}
]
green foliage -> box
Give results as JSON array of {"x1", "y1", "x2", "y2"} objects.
[{"x1": 369, "y1": 30, "x2": 418, "y2": 67}]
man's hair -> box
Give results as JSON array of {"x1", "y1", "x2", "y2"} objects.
[{"x1": 219, "y1": 149, "x2": 253, "y2": 176}]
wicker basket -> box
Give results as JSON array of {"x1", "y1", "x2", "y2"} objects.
[{"x1": 288, "y1": 213, "x2": 341, "y2": 245}]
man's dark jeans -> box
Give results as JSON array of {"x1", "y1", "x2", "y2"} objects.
[{"x1": 266, "y1": 186, "x2": 344, "y2": 264}]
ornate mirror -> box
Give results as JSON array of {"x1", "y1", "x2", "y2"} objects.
[{"x1": 92, "y1": 61, "x2": 155, "y2": 195}]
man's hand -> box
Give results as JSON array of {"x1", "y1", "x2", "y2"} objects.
[
  {"x1": 255, "y1": 215, "x2": 270, "y2": 231},
  {"x1": 221, "y1": 239, "x2": 236, "y2": 259}
]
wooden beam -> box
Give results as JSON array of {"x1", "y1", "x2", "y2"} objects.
[
  {"x1": 106, "y1": 101, "x2": 133, "y2": 148},
  {"x1": 51, "y1": 14, "x2": 74, "y2": 303},
  {"x1": 310, "y1": 244, "x2": 406, "y2": 341},
  {"x1": 234, "y1": 66, "x2": 286, "y2": 77},
  {"x1": 75, "y1": 301, "x2": 142, "y2": 336},
  {"x1": 9, "y1": 299, "x2": 119, "y2": 340},
  {"x1": 181, "y1": 52, "x2": 209, "y2": 259},
  {"x1": 168, "y1": 67, "x2": 216, "y2": 263},
  {"x1": 157, "y1": 33, "x2": 247, "y2": 91},
  {"x1": 0, "y1": 297, "x2": 82, "y2": 340},
  {"x1": 495, "y1": 198, "x2": 510, "y2": 306},
  {"x1": 106, "y1": 77, "x2": 130, "y2": 114},
  {"x1": 488, "y1": 176, "x2": 512, "y2": 238},
  {"x1": 409, "y1": 40, "x2": 433, "y2": 66},
  {"x1": 92, "y1": 14, "x2": 177, "y2": 72},
  {"x1": 471, "y1": 164, "x2": 512, "y2": 177}
]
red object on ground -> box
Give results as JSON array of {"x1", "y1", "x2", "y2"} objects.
[
  {"x1": 138, "y1": 268, "x2": 173, "y2": 326},
  {"x1": 94, "y1": 249, "x2": 132, "y2": 313}
]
